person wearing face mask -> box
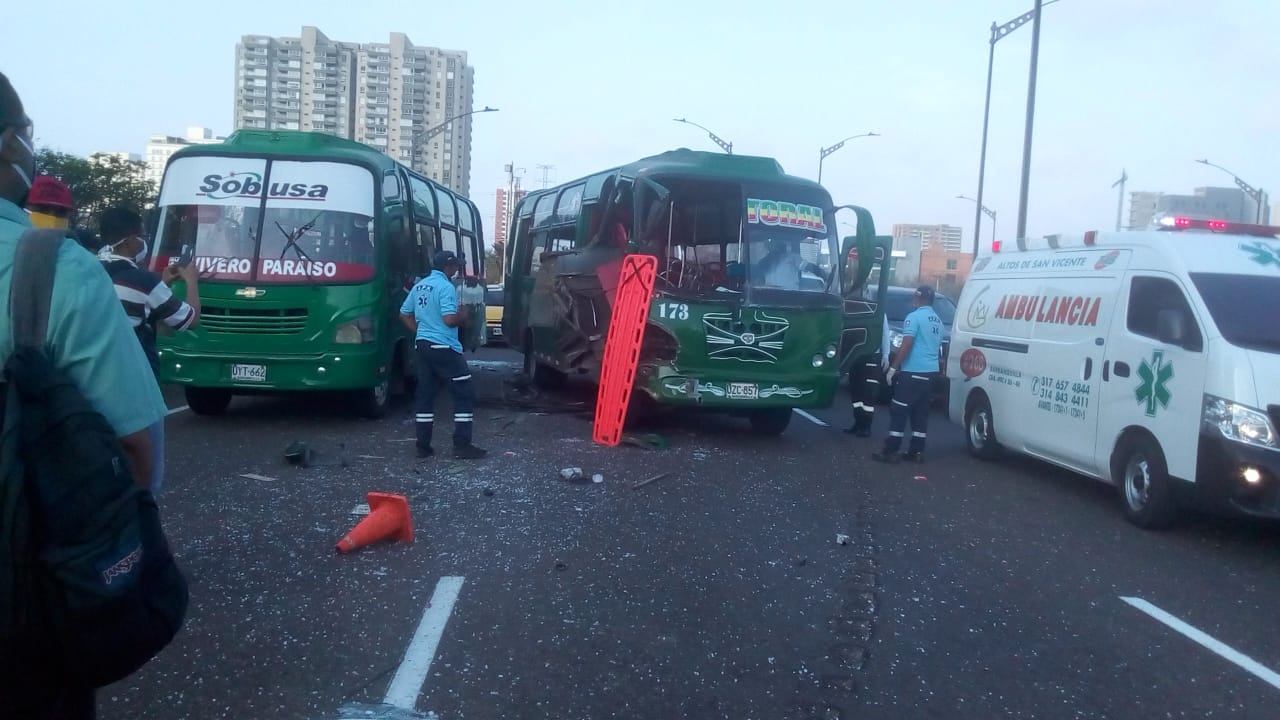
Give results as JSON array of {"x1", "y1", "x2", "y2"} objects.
[
  {"x1": 26, "y1": 175, "x2": 74, "y2": 229},
  {"x1": 98, "y1": 207, "x2": 201, "y2": 497},
  {"x1": 0, "y1": 71, "x2": 169, "y2": 720},
  {"x1": 399, "y1": 250, "x2": 487, "y2": 460}
]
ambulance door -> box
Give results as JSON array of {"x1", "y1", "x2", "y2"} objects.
[
  {"x1": 1022, "y1": 275, "x2": 1120, "y2": 473},
  {"x1": 1095, "y1": 272, "x2": 1209, "y2": 484}
]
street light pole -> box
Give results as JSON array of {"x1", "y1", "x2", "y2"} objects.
[
  {"x1": 957, "y1": 195, "x2": 997, "y2": 249},
  {"x1": 673, "y1": 118, "x2": 733, "y2": 154},
  {"x1": 1195, "y1": 158, "x2": 1266, "y2": 224},
  {"x1": 972, "y1": 0, "x2": 1061, "y2": 257},
  {"x1": 1014, "y1": 0, "x2": 1045, "y2": 244},
  {"x1": 817, "y1": 132, "x2": 879, "y2": 184},
  {"x1": 411, "y1": 105, "x2": 499, "y2": 185}
]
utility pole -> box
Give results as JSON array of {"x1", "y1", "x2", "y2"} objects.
[
  {"x1": 536, "y1": 164, "x2": 555, "y2": 189},
  {"x1": 1111, "y1": 169, "x2": 1128, "y2": 231}
]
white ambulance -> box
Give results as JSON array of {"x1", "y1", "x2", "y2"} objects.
[{"x1": 948, "y1": 216, "x2": 1280, "y2": 528}]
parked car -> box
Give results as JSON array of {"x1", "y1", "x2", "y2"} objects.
[
  {"x1": 485, "y1": 284, "x2": 506, "y2": 345},
  {"x1": 869, "y1": 286, "x2": 956, "y2": 402}
]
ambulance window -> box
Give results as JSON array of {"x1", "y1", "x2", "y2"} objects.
[{"x1": 1127, "y1": 276, "x2": 1203, "y2": 351}]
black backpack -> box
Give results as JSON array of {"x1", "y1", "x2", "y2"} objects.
[{"x1": 0, "y1": 229, "x2": 188, "y2": 690}]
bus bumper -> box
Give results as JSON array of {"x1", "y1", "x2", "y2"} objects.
[
  {"x1": 157, "y1": 346, "x2": 385, "y2": 391},
  {"x1": 639, "y1": 366, "x2": 839, "y2": 409}
]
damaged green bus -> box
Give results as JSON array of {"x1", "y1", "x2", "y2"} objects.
[{"x1": 502, "y1": 149, "x2": 889, "y2": 435}]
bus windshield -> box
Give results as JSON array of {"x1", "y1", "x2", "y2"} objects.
[
  {"x1": 155, "y1": 156, "x2": 377, "y2": 284},
  {"x1": 635, "y1": 179, "x2": 838, "y2": 297}
]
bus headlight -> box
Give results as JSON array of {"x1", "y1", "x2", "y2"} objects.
[
  {"x1": 334, "y1": 315, "x2": 374, "y2": 344},
  {"x1": 812, "y1": 354, "x2": 825, "y2": 368},
  {"x1": 1202, "y1": 396, "x2": 1277, "y2": 448},
  {"x1": 824, "y1": 343, "x2": 838, "y2": 359}
]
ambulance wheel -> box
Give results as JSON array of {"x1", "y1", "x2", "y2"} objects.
[
  {"x1": 964, "y1": 394, "x2": 1001, "y2": 460},
  {"x1": 355, "y1": 377, "x2": 391, "y2": 420},
  {"x1": 185, "y1": 387, "x2": 231, "y2": 416},
  {"x1": 1115, "y1": 434, "x2": 1180, "y2": 529},
  {"x1": 749, "y1": 407, "x2": 793, "y2": 436}
]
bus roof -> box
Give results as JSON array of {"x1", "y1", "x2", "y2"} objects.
[
  {"x1": 169, "y1": 129, "x2": 398, "y2": 172},
  {"x1": 521, "y1": 148, "x2": 826, "y2": 208}
]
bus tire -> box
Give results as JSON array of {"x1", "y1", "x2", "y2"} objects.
[
  {"x1": 522, "y1": 334, "x2": 565, "y2": 390},
  {"x1": 185, "y1": 387, "x2": 231, "y2": 416},
  {"x1": 749, "y1": 407, "x2": 792, "y2": 436},
  {"x1": 964, "y1": 394, "x2": 1001, "y2": 460},
  {"x1": 1114, "y1": 433, "x2": 1180, "y2": 529},
  {"x1": 356, "y1": 377, "x2": 391, "y2": 420}
]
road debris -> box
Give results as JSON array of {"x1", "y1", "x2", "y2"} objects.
[
  {"x1": 591, "y1": 473, "x2": 604, "y2": 484},
  {"x1": 559, "y1": 467, "x2": 584, "y2": 481},
  {"x1": 554, "y1": 561, "x2": 568, "y2": 572},
  {"x1": 836, "y1": 533, "x2": 851, "y2": 545},
  {"x1": 284, "y1": 441, "x2": 314, "y2": 467},
  {"x1": 351, "y1": 503, "x2": 371, "y2": 516},
  {"x1": 631, "y1": 471, "x2": 671, "y2": 490},
  {"x1": 482, "y1": 487, "x2": 496, "y2": 497},
  {"x1": 914, "y1": 475, "x2": 927, "y2": 481},
  {"x1": 240, "y1": 473, "x2": 277, "y2": 482}
]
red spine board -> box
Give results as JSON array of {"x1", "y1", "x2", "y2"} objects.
[{"x1": 592, "y1": 254, "x2": 658, "y2": 446}]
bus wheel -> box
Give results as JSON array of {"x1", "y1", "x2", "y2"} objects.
[
  {"x1": 964, "y1": 395, "x2": 1001, "y2": 460},
  {"x1": 185, "y1": 387, "x2": 231, "y2": 416},
  {"x1": 749, "y1": 407, "x2": 792, "y2": 436},
  {"x1": 356, "y1": 377, "x2": 391, "y2": 420},
  {"x1": 522, "y1": 336, "x2": 566, "y2": 390},
  {"x1": 1115, "y1": 434, "x2": 1180, "y2": 529}
]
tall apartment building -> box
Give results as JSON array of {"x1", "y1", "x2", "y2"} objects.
[
  {"x1": 1127, "y1": 191, "x2": 1163, "y2": 230},
  {"x1": 890, "y1": 224, "x2": 964, "y2": 286},
  {"x1": 234, "y1": 26, "x2": 477, "y2": 194},
  {"x1": 143, "y1": 127, "x2": 225, "y2": 188},
  {"x1": 493, "y1": 186, "x2": 527, "y2": 246}
]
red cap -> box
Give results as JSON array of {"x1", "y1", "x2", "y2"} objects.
[{"x1": 29, "y1": 176, "x2": 73, "y2": 209}]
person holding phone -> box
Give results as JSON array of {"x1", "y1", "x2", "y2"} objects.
[{"x1": 98, "y1": 206, "x2": 201, "y2": 495}]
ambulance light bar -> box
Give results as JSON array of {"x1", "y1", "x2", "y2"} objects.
[{"x1": 1156, "y1": 216, "x2": 1280, "y2": 237}]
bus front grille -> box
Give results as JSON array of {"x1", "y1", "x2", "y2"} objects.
[{"x1": 201, "y1": 306, "x2": 309, "y2": 335}]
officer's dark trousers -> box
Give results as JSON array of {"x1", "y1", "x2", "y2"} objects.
[
  {"x1": 414, "y1": 341, "x2": 475, "y2": 449},
  {"x1": 883, "y1": 372, "x2": 938, "y2": 454},
  {"x1": 849, "y1": 355, "x2": 882, "y2": 432}
]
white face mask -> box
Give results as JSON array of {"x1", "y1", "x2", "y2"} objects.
[
  {"x1": 0, "y1": 133, "x2": 34, "y2": 190},
  {"x1": 133, "y1": 237, "x2": 150, "y2": 265}
]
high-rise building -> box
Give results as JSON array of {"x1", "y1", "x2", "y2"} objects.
[
  {"x1": 1128, "y1": 186, "x2": 1265, "y2": 228},
  {"x1": 1128, "y1": 191, "x2": 1163, "y2": 230},
  {"x1": 234, "y1": 26, "x2": 477, "y2": 194},
  {"x1": 493, "y1": 186, "x2": 527, "y2": 246},
  {"x1": 143, "y1": 127, "x2": 225, "y2": 188},
  {"x1": 890, "y1": 224, "x2": 964, "y2": 286}
]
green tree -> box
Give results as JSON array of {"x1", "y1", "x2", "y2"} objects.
[
  {"x1": 484, "y1": 241, "x2": 503, "y2": 282},
  {"x1": 36, "y1": 148, "x2": 157, "y2": 231}
]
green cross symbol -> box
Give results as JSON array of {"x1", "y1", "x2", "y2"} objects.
[
  {"x1": 1135, "y1": 350, "x2": 1174, "y2": 417},
  {"x1": 1240, "y1": 241, "x2": 1280, "y2": 269}
]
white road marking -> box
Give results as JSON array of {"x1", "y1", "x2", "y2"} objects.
[
  {"x1": 1121, "y1": 596, "x2": 1280, "y2": 691},
  {"x1": 792, "y1": 409, "x2": 829, "y2": 427},
  {"x1": 383, "y1": 576, "x2": 466, "y2": 709},
  {"x1": 166, "y1": 404, "x2": 189, "y2": 416}
]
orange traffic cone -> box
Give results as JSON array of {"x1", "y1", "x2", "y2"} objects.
[{"x1": 336, "y1": 492, "x2": 414, "y2": 553}]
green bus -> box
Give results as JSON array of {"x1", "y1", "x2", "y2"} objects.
[
  {"x1": 151, "y1": 130, "x2": 486, "y2": 418},
  {"x1": 502, "y1": 148, "x2": 890, "y2": 435}
]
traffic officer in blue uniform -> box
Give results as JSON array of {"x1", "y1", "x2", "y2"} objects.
[
  {"x1": 399, "y1": 250, "x2": 487, "y2": 460},
  {"x1": 872, "y1": 285, "x2": 944, "y2": 463}
]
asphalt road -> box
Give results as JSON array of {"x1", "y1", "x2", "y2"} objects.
[{"x1": 99, "y1": 348, "x2": 1280, "y2": 720}]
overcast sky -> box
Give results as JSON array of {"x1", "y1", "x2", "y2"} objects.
[{"x1": 5, "y1": 0, "x2": 1277, "y2": 250}]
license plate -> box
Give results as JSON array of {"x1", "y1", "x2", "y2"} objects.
[
  {"x1": 727, "y1": 382, "x2": 758, "y2": 400},
  {"x1": 231, "y1": 363, "x2": 267, "y2": 382}
]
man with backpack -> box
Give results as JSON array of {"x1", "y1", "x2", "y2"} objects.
[{"x1": 0, "y1": 72, "x2": 185, "y2": 719}]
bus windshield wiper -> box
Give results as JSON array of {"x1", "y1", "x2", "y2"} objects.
[{"x1": 275, "y1": 218, "x2": 319, "y2": 262}]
